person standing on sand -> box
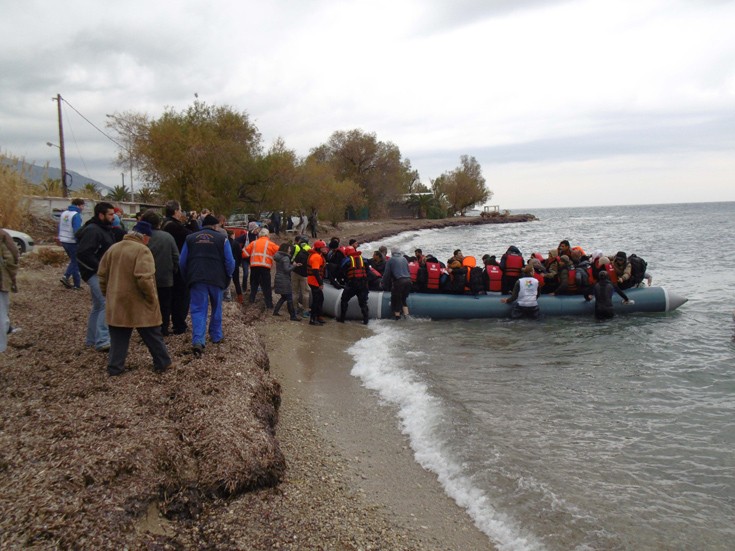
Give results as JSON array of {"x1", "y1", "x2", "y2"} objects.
[
  {"x1": 98, "y1": 221, "x2": 174, "y2": 376},
  {"x1": 307, "y1": 240, "x2": 328, "y2": 326},
  {"x1": 179, "y1": 214, "x2": 235, "y2": 357},
  {"x1": 243, "y1": 227, "x2": 279, "y2": 308},
  {"x1": 0, "y1": 228, "x2": 19, "y2": 353},
  {"x1": 76, "y1": 201, "x2": 116, "y2": 352},
  {"x1": 58, "y1": 197, "x2": 85, "y2": 290},
  {"x1": 291, "y1": 236, "x2": 312, "y2": 318}
]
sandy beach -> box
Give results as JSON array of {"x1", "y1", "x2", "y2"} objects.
[{"x1": 260, "y1": 314, "x2": 493, "y2": 549}]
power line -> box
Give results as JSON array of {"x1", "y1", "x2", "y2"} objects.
[{"x1": 60, "y1": 96, "x2": 128, "y2": 151}]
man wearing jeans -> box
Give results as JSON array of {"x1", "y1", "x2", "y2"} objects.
[
  {"x1": 58, "y1": 198, "x2": 85, "y2": 290},
  {"x1": 76, "y1": 202, "x2": 116, "y2": 352},
  {"x1": 179, "y1": 214, "x2": 235, "y2": 357}
]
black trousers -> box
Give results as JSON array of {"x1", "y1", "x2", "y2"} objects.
[
  {"x1": 158, "y1": 285, "x2": 173, "y2": 335},
  {"x1": 309, "y1": 285, "x2": 324, "y2": 319},
  {"x1": 249, "y1": 266, "x2": 273, "y2": 307},
  {"x1": 108, "y1": 325, "x2": 171, "y2": 376},
  {"x1": 170, "y1": 271, "x2": 189, "y2": 334}
]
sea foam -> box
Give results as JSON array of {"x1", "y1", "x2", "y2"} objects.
[{"x1": 348, "y1": 321, "x2": 545, "y2": 551}]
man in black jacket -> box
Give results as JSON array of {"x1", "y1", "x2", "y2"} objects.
[
  {"x1": 76, "y1": 201, "x2": 115, "y2": 351},
  {"x1": 161, "y1": 200, "x2": 192, "y2": 335}
]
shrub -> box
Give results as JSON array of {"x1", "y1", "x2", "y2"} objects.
[{"x1": 0, "y1": 153, "x2": 33, "y2": 228}]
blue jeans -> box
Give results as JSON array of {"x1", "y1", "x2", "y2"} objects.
[
  {"x1": 62, "y1": 241, "x2": 81, "y2": 288},
  {"x1": 85, "y1": 274, "x2": 110, "y2": 349},
  {"x1": 189, "y1": 283, "x2": 224, "y2": 346}
]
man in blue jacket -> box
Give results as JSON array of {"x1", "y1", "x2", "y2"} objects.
[
  {"x1": 179, "y1": 214, "x2": 235, "y2": 356},
  {"x1": 58, "y1": 198, "x2": 85, "y2": 290}
]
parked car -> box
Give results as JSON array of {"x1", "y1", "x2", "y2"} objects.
[{"x1": 3, "y1": 228, "x2": 34, "y2": 255}]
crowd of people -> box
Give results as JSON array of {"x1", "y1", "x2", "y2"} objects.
[{"x1": 42, "y1": 197, "x2": 654, "y2": 372}]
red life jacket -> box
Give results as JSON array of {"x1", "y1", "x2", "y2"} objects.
[
  {"x1": 426, "y1": 262, "x2": 442, "y2": 290},
  {"x1": 347, "y1": 256, "x2": 367, "y2": 281},
  {"x1": 408, "y1": 261, "x2": 419, "y2": 283},
  {"x1": 566, "y1": 269, "x2": 578, "y2": 293},
  {"x1": 605, "y1": 263, "x2": 618, "y2": 284},
  {"x1": 504, "y1": 254, "x2": 524, "y2": 277},
  {"x1": 532, "y1": 271, "x2": 545, "y2": 288},
  {"x1": 486, "y1": 265, "x2": 502, "y2": 292}
]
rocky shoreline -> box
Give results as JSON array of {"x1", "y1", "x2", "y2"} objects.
[{"x1": 0, "y1": 215, "x2": 533, "y2": 548}]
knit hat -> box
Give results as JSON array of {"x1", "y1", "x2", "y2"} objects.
[
  {"x1": 259, "y1": 227, "x2": 270, "y2": 237},
  {"x1": 615, "y1": 251, "x2": 627, "y2": 262},
  {"x1": 132, "y1": 220, "x2": 153, "y2": 236},
  {"x1": 248, "y1": 221, "x2": 259, "y2": 232},
  {"x1": 202, "y1": 214, "x2": 219, "y2": 227},
  {"x1": 549, "y1": 249, "x2": 558, "y2": 256}
]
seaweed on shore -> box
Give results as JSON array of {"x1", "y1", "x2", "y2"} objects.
[{"x1": 0, "y1": 264, "x2": 285, "y2": 548}]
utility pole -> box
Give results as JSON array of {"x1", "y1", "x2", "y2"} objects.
[{"x1": 54, "y1": 93, "x2": 69, "y2": 198}]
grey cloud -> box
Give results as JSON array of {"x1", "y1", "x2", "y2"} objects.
[{"x1": 409, "y1": 110, "x2": 735, "y2": 178}]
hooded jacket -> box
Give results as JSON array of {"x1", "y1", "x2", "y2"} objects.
[{"x1": 273, "y1": 250, "x2": 296, "y2": 294}]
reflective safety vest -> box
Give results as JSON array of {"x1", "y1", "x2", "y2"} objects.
[
  {"x1": 346, "y1": 255, "x2": 367, "y2": 281},
  {"x1": 244, "y1": 236, "x2": 278, "y2": 268}
]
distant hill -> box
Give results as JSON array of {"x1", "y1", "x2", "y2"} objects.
[{"x1": 2, "y1": 158, "x2": 113, "y2": 195}]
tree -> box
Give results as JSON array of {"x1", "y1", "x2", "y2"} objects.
[
  {"x1": 247, "y1": 138, "x2": 300, "y2": 215},
  {"x1": 135, "y1": 186, "x2": 159, "y2": 204},
  {"x1": 106, "y1": 111, "x2": 149, "y2": 193},
  {"x1": 81, "y1": 183, "x2": 102, "y2": 199},
  {"x1": 431, "y1": 155, "x2": 491, "y2": 216},
  {"x1": 294, "y1": 157, "x2": 365, "y2": 226},
  {"x1": 309, "y1": 129, "x2": 415, "y2": 217},
  {"x1": 125, "y1": 100, "x2": 262, "y2": 213},
  {"x1": 107, "y1": 184, "x2": 129, "y2": 201}
]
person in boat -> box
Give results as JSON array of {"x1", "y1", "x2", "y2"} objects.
[
  {"x1": 585, "y1": 269, "x2": 630, "y2": 319},
  {"x1": 447, "y1": 249, "x2": 467, "y2": 294},
  {"x1": 551, "y1": 255, "x2": 575, "y2": 295},
  {"x1": 481, "y1": 254, "x2": 502, "y2": 293},
  {"x1": 570, "y1": 249, "x2": 592, "y2": 294},
  {"x1": 558, "y1": 240, "x2": 572, "y2": 258},
  {"x1": 370, "y1": 250, "x2": 386, "y2": 275},
  {"x1": 378, "y1": 245, "x2": 389, "y2": 260},
  {"x1": 381, "y1": 247, "x2": 412, "y2": 320},
  {"x1": 501, "y1": 264, "x2": 540, "y2": 320},
  {"x1": 542, "y1": 249, "x2": 561, "y2": 294},
  {"x1": 414, "y1": 249, "x2": 425, "y2": 266},
  {"x1": 611, "y1": 251, "x2": 634, "y2": 290},
  {"x1": 337, "y1": 246, "x2": 370, "y2": 324},
  {"x1": 500, "y1": 245, "x2": 524, "y2": 294}
]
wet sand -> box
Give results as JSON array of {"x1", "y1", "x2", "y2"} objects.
[{"x1": 263, "y1": 313, "x2": 494, "y2": 549}]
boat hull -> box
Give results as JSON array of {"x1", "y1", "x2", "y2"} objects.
[{"x1": 322, "y1": 284, "x2": 687, "y2": 320}]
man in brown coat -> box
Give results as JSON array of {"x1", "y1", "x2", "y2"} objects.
[{"x1": 98, "y1": 221, "x2": 174, "y2": 376}]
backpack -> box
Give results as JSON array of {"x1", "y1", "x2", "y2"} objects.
[
  {"x1": 468, "y1": 267, "x2": 485, "y2": 295},
  {"x1": 628, "y1": 254, "x2": 648, "y2": 286},
  {"x1": 293, "y1": 247, "x2": 310, "y2": 276}
]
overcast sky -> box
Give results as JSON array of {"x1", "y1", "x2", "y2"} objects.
[{"x1": 2, "y1": 0, "x2": 734, "y2": 209}]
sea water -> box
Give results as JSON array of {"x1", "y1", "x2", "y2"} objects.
[{"x1": 349, "y1": 202, "x2": 735, "y2": 551}]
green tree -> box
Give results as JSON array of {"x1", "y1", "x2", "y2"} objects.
[
  {"x1": 431, "y1": 155, "x2": 491, "y2": 216},
  {"x1": 107, "y1": 184, "x2": 130, "y2": 201},
  {"x1": 135, "y1": 185, "x2": 159, "y2": 204},
  {"x1": 81, "y1": 183, "x2": 101, "y2": 199},
  {"x1": 247, "y1": 138, "x2": 300, "y2": 215},
  {"x1": 309, "y1": 129, "x2": 415, "y2": 217},
  {"x1": 129, "y1": 100, "x2": 261, "y2": 213}
]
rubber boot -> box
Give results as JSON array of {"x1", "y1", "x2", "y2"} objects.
[
  {"x1": 288, "y1": 302, "x2": 300, "y2": 322},
  {"x1": 361, "y1": 305, "x2": 369, "y2": 325},
  {"x1": 337, "y1": 302, "x2": 347, "y2": 323}
]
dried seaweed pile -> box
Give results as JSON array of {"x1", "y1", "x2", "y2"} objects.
[{"x1": 0, "y1": 264, "x2": 285, "y2": 549}]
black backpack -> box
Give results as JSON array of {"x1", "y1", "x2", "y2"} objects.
[
  {"x1": 468, "y1": 267, "x2": 485, "y2": 295},
  {"x1": 628, "y1": 254, "x2": 648, "y2": 286}
]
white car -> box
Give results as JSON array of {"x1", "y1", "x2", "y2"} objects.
[{"x1": 3, "y1": 228, "x2": 34, "y2": 255}]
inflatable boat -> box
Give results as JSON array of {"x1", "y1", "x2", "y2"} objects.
[{"x1": 322, "y1": 284, "x2": 687, "y2": 320}]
